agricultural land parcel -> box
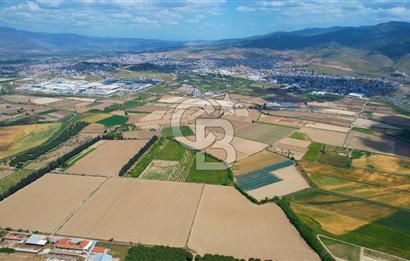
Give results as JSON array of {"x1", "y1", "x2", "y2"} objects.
[
  {"x1": 0, "y1": 174, "x2": 105, "y2": 233},
  {"x1": 66, "y1": 140, "x2": 149, "y2": 176},
  {"x1": 0, "y1": 123, "x2": 61, "y2": 159}
]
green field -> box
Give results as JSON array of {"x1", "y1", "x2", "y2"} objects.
[
  {"x1": 124, "y1": 245, "x2": 192, "y2": 261},
  {"x1": 290, "y1": 131, "x2": 310, "y2": 140},
  {"x1": 303, "y1": 143, "x2": 323, "y2": 161},
  {"x1": 127, "y1": 139, "x2": 166, "y2": 178},
  {"x1": 96, "y1": 115, "x2": 128, "y2": 126},
  {"x1": 186, "y1": 154, "x2": 232, "y2": 185},
  {"x1": 62, "y1": 147, "x2": 96, "y2": 170},
  {"x1": 156, "y1": 139, "x2": 186, "y2": 161},
  {"x1": 161, "y1": 126, "x2": 194, "y2": 138},
  {"x1": 0, "y1": 169, "x2": 33, "y2": 196}
]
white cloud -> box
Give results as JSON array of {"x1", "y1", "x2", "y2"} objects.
[
  {"x1": 236, "y1": 5, "x2": 255, "y2": 12},
  {"x1": 389, "y1": 6, "x2": 407, "y2": 16}
]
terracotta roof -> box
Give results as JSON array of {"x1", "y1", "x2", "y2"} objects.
[
  {"x1": 92, "y1": 246, "x2": 107, "y2": 254},
  {"x1": 4, "y1": 233, "x2": 29, "y2": 240},
  {"x1": 55, "y1": 238, "x2": 90, "y2": 250}
]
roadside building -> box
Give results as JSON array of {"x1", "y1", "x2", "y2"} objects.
[{"x1": 25, "y1": 234, "x2": 48, "y2": 246}]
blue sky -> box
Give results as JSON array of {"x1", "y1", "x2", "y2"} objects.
[{"x1": 1, "y1": 0, "x2": 410, "y2": 40}]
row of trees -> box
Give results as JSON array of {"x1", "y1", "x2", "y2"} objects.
[
  {"x1": 119, "y1": 136, "x2": 159, "y2": 177},
  {"x1": 10, "y1": 121, "x2": 88, "y2": 167},
  {"x1": 0, "y1": 136, "x2": 101, "y2": 201}
]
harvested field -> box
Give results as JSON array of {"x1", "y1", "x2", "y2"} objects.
[
  {"x1": 259, "y1": 114, "x2": 311, "y2": 128},
  {"x1": 188, "y1": 185, "x2": 319, "y2": 261},
  {"x1": 31, "y1": 97, "x2": 62, "y2": 105},
  {"x1": 232, "y1": 150, "x2": 287, "y2": 176},
  {"x1": 272, "y1": 137, "x2": 311, "y2": 160},
  {"x1": 182, "y1": 134, "x2": 268, "y2": 164},
  {"x1": 353, "y1": 118, "x2": 399, "y2": 130},
  {"x1": 140, "y1": 111, "x2": 167, "y2": 121},
  {"x1": 66, "y1": 140, "x2": 149, "y2": 176},
  {"x1": 345, "y1": 132, "x2": 396, "y2": 154},
  {"x1": 305, "y1": 122, "x2": 350, "y2": 133},
  {"x1": 0, "y1": 174, "x2": 105, "y2": 233},
  {"x1": 79, "y1": 123, "x2": 106, "y2": 135},
  {"x1": 123, "y1": 130, "x2": 160, "y2": 139},
  {"x1": 0, "y1": 123, "x2": 61, "y2": 159},
  {"x1": 0, "y1": 95, "x2": 37, "y2": 103},
  {"x1": 247, "y1": 165, "x2": 310, "y2": 200},
  {"x1": 265, "y1": 111, "x2": 353, "y2": 127},
  {"x1": 48, "y1": 99, "x2": 83, "y2": 111},
  {"x1": 300, "y1": 127, "x2": 347, "y2": 147},
  {"x1": 158, "y1": 95, "x2": 185, "y2": 104},
  {"x1": 235, "y1": 122, "x2": 294, "y2": 144},
  {"x1": 129, "y1": 104, "x2": 169, "y2": 113},
  {"x1": 127, "y1": 113, "x2": 148, "y2": 124},
  {"x1": 223, "y1": 108, "x2": 261, "y2": 123},
  {"x1": 59, "y1": 179, "x2": 204, "y2": 247},
  {"x1": 352, "y1": 154, "x2": 410, "y2": 175},
  {"x1": 228, "y1": 93, "x2": 265, "y2": 105}
]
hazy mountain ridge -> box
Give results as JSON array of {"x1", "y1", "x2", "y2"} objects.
[{"x1": 0, "y1": 27, "x2": 183, "y2": 54}]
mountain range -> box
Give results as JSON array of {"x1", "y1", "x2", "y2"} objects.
[{"x1": 0, "y1": 21, "x2": 410, "y2": 71}]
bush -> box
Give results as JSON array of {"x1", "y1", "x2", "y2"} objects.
[
  {"x1": 124, "y1": 245, "x2": 192, "y2": 261},
  {"x1": 0, "y1": 247, "x2": 15, "y2": 254}
]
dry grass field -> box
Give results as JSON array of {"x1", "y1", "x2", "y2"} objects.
[
  {"x1": 31, "y1": 97, "x2": 62, "y2": 105},
  {"x1": 300, "y1": 127, "x2": 347, "y2": 146},
  {"x1": 352, "y1": 154, "x2": 410, "y2": 175},
  {"x1": 304, "y1": 122, "x2": 350, "y2": 133},
  {"x1": 66, "y1": 140, "x2": 149, "y2": 176},
  {"x1": 345, "y1": 131, "x2": 396, "y2": 154},
  {"x1": 59, "y1": 179, "x2": 204, "y2": 247},
  {"x1": 247, "y1": 165, "x2": 310, "y2": 199},
  {"x1": 0, "y1": 174, "x2": 105, "y2": 233},
  {"x1": 266, "y1": 111, "x2": 353, "y2": 127},
  {"x1": 126, "y1": 113, "x2": 147, "y2": 124},
  {"x1": 123, "y1": 130, "x2": 160, "y2": 139},
  {"x1": 0, "y1": 123, "x2": 60, "y2": 159},
  {"x1": 188, "y1": 185, "x2": 319, "y2": 260},
  {"x1": 232, "y1": 150, "x2": 287, "y2": 176},
  {"x1": 234, "y1": 122, "x2": 295, "y2": 144},
  {"x1": 259, "y1": 114, "x2": 311, "y2": 128},
  {"x1": 79, "y1": 123, "x2": 106, "y2": 135},
  {"x1": 291, "y1": 202, "x2": 368, "y2": 235}
]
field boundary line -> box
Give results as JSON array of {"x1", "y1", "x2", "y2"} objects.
[
  {"x1": 185, "y1": 183, "x2": 205, "y2": 248},
  {"x1": 51, "y1": 176, "x2": 110, "y2": 236}
]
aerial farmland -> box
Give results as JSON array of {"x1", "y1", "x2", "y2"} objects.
[{"x1": 0, "y1": 50, "x2": 410, "y2": 261}]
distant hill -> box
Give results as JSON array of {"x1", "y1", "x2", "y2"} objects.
[
  {"x1": 0, "y1": 27, "x2": 183, "y2": 55},
  {"x1": 217, "y1": 21, "x2": 410, "y2": 60}
]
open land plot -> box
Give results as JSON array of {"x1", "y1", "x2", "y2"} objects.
[
  {"x1": 266, "y1": 110, "x2": 354, "y2": 127},
  {"x1": 31, "y1": 97, "x2": 62, "y2": 105},
  {"x1": 59, "y1": 178, "x2": 204, "y2": 247},
  {"x1": 140, "y1": 110, "x2": 167, "y2": 121},
  {"x1": 247, "y1": 165, "x2": 310, "y2": 200},
  {"x1": 79, "y1": 123, "x2": 106, "y2": 136},
  {"x1": 140, "y1": 160, "x2": 179, "y2": 181},
  {"x1": 367, "y1": 113, "x2": 410, "y2": 128},
  {"x1": 345, "y1": 131, "x2": 396, "y2": 155},
  {"x1": 48, "y1": 99, "x2": 83, "y2": 111},
  {"x1": 228, "y1": 93, "x2": 265, "y2": 105},
  {"x1": 259, "y1": 114, "x2": 312, "y2": 128},
  {"x1": 0, "y1": 95, "x2": 39, "y2": 103},
  {"x1": 353, "y1": 117, "x2": 400, "y2": 130},
  {"x1": 300, "y1": 127, "x2": 347, "y2": 147},
  {"x1": 188, "y1": 185, "x2": 319, "y2": 261},
  {"x1": 0, "y1": 123, "x2": 61, "y2": 159},
  {"x1": 234, "y1": 122, "x2": 295, "y2": 144},
  {"x1": 123, "y1": 130, "x2": 160, "y2": 139},
  {"x1": 313, "y1": 107, "x2": 357, "y2": 117},
  {"x1": 222, "y1": 108, "x2": 261, "y2": 123},
  {"x1": 0, "y1": 174, "x2": 105, "y2": 233},
  {"x1": 126, "y1": 113, "x2": 148, "y2": 124},
  {"x1": 305, "y1": 122, "x2": 350, "y2": 133},
  {"x1": 66, "y1": 140, "x2": 148, "y2": 176},
  {"x1": 272, "y1": 137, "x2": 311, "y2": 160},
  {"x1": 232, "y1": 150, "x2": 287, "y2": 176}
]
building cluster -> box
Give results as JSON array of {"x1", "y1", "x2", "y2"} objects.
[
  {"x1": 0, "y1": 232, "x2": 113, "y2": 260},
  {"x1": 18, "y1": 78, "x2": 160, "y2": 96}
]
